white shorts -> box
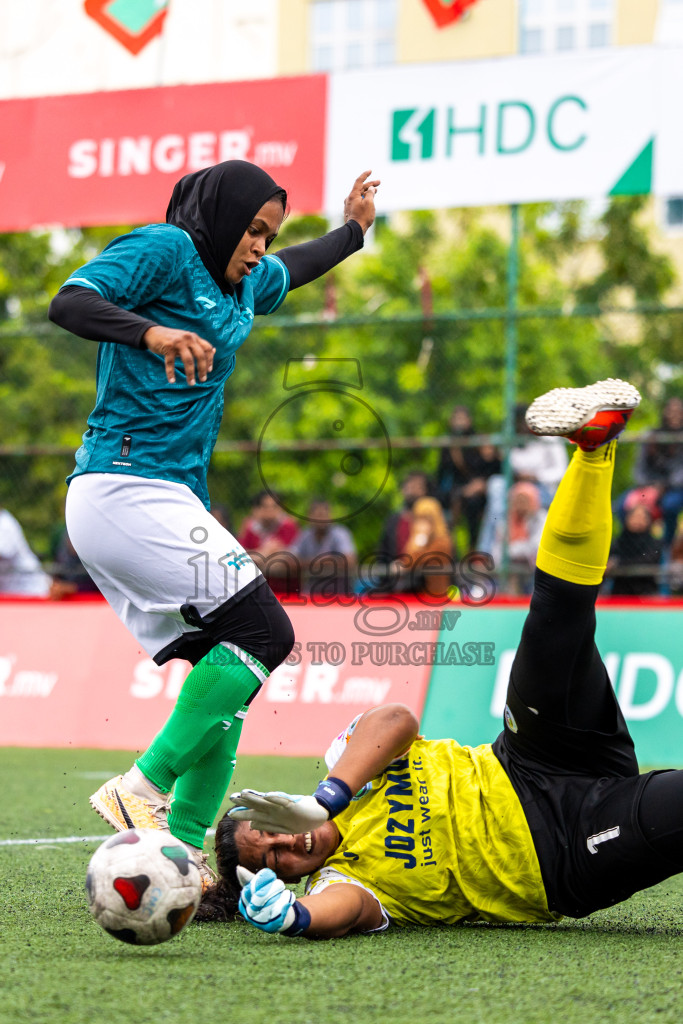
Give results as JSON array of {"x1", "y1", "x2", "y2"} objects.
[{"x1": 65, "y1": 473, "x2": 263, "y2": 660}]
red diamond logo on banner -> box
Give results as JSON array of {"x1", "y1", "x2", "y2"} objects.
[
  {"x1": 84, "y1": 0, "x2": 170, "y2": 55},
  {"x1": 422, "y1": 0, "x2": 481, "y2": 29}
]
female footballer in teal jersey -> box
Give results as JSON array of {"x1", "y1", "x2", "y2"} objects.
[{"x1": 48, "y1": 160, "x2": 379, "y2": 889}]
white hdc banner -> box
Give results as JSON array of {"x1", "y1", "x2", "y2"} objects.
[{"x1": 326, "y1": 46, "x2": 683, "y2": 213}]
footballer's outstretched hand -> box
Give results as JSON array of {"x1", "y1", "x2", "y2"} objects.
[
  {"x1": 229, "y1": 790, "x2": 330, "y2": 834},
  {"x1": 229, "y1": 778, "x2": 352, "y2": 834},
  {"x1": 236, "y1": 866, "x2": 310, "y2": 936},
  {"x1": 343, "y1": 170, "x2": 380, "y2": 234}
]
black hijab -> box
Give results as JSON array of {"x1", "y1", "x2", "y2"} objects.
[{"x1": 166, "y1": 160, "x2": 286, "y2": 294}]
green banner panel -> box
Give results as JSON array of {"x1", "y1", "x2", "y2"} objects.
[{"x1": 421, "y1": 607, "x2": 683, "y2": 767}]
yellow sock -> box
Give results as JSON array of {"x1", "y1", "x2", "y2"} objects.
[{"x1": 536, "y1": 442, "x2": 616, "y2": 585}]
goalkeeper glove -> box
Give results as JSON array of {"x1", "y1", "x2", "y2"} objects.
[
  {"x1": 229, "y1": 777, "x2": 352, "y2": 834},
  {"x1": 236, "y1": 866, "x2": 311, "y2": 936}
]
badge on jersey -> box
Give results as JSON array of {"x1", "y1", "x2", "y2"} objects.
[{"x1": 504, "y1": 704, "x2": 518, "y2": 734}]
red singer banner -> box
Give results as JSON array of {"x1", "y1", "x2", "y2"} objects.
[
  {"x1": 0, "y1": 598, "x2": 435, "y2": 756},
  {"x1": 0, "y1": 76, "x2": 326, "y2": 232}
]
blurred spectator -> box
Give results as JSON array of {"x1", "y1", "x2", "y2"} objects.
[
  {"x1": 237, "y1": 490, "x2": 300, "y2": 596},
  {"x1": 633, "y1": 396, "x2": 683, "y2": 548},
  {"x1": 507, "y1": 404, "x2": 569, "y2": 504},
  {"x1": 666, "y1": 525, "x2": 683, "y2": 595},
  {"x1": 617, "y1": 485, "x2": 661, "y2": 524},
  {"x1": 607, "y1": 499, "x2": 663, "y2": 596},
  {"x1": 290, "y1": 499, "x2": 357, "y2": 596},
  {"x1": 436, "y1": 404, "x2": 502, "y2": 551},
  {"x1": 210, "y1": 503, "x2": 234, "y2": 533},
  {"x1": 490, "y1": 482, "x2": 547, "y2": 595},
  {"x1": 478, "y1": 404, "x2": 568, "y2": 556},
  {"x1": 393, "y1": 497, "x2": 454, "y2": 599},
  {"x1": 238, "y1": 490, "x2": 299, "y2": 555},
  {"x1": 49, "y1": 525, "x2": 100, "y2": 599},
  {"x1": 0, "y1": 507, "x2": 51, "y2": 596},
  {"x1": 376, "y1": 470, "x2": 432, "y2": 566}
]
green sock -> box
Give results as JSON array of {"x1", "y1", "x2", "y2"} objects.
[
  {"x1": 168, "y1": 707, "x2": 246, "y2": 848},
  {"x1": 136, "y1": 645, "x2": 265, "y2": 793}
]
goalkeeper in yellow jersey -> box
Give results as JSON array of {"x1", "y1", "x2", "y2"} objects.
[{"x1": 199, "y1": 380, "x2": 682, "y2": 939}]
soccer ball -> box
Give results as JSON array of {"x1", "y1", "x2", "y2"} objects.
[{"x1": 85, "y1": 829, "x2": 202, "y2": 946}]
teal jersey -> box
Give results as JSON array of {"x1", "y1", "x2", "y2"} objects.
[{"x1": 63, "y1": 224, "x2": 289, "y2": 507}]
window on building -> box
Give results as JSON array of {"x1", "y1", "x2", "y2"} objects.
[
  {"x1": 310, "y1": 0, "x2": 396, "y2": 72},
  {"x1": 519, "y1": 0, "x2": 613, "y2": 54},
  {"x1": 556, "y1": 24, "x2": 576, "y2": 49},
  {"x1": 655, "y1": 0, "x2": 683, "y2": 44},
  {"x1": 588, "y1": 22, "x2": 609, "y2": 46},
  {"x1": 665, "y1": 198, "x2": 683, "y2": 229},
  {"x1": 520, "y1": 26, "x2": 544, "y2": 53}
]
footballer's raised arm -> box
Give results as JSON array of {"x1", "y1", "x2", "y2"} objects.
[
  {"x1": 274, "y1": 170, "x2": 380, "y2": 290},
  {"x1": 229, "y1": 704, "x2": 419, "y2": 834},
  {"x1": 326, "y1": 703, "x2": 419, "y2": 796}
]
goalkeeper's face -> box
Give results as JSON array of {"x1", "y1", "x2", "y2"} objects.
[{"x1": 235, "y1": 819, "x2": 340, "y2": 883}]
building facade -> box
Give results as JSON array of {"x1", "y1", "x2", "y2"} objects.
[{"x1": 0, "y1": 2, "x2": 681, "y2": 246}]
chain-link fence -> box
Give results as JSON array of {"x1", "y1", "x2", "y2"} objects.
[{"x1": 1, "y1": 302, "x2": 682, "y2": 597}]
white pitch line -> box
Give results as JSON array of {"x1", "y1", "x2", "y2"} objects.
[
  {"x1": 0, "y1": 835, "x2": 109, "y2": 847},
  {"x1": 0, "y1": 828, "x2": 217, "y2": 847},
  {"x1": 72, "y1": 771, "x2": 120, "y2": 780}
]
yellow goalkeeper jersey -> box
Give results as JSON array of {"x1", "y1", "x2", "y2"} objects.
[{"x1": 307, "y1": 736, "x2": 559, "y2": 927}]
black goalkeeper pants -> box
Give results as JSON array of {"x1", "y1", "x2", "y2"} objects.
[{"x1": 493, "y1": 568, "x2": 683, "y2": 918}]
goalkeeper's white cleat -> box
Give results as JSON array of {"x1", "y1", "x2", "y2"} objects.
[{"x1": 525, "y1": 379, "x2": 640, "y2": 452}]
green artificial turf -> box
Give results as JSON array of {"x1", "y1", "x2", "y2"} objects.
[{"x1": 2, "y1": 747, "x2": 683, "y2": 1024}]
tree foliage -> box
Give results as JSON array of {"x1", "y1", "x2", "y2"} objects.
[{"x1": 0, "y1": 202, "x2": 679, "y2": 555}]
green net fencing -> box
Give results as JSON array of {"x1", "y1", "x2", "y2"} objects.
[{"x1": 2, "y1": 303, "x2": 682, "y2": 596}]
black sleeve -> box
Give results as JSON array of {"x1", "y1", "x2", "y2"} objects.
[
  {"x1": 275, "y1": 220, "x2": 364, "y2": 290},
  {"x1": 48, "y1": 286, "x2": 157, "y2": 349}
]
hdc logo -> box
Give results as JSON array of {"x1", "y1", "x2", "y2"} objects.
[
  {"x1": 391, "y1": 109, "x2": 436, "y2": 161},
  {"x1": 391, "y1": 97, "x2": 588, "y2": 162}
]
